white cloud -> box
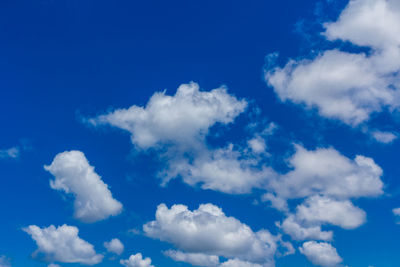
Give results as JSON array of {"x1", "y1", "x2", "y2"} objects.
[
  {"x1": 48, "y1": 264, "x2": 61, "y2": 267},
  {"x1": 279, "y1": 215, "x2": 333, "y2": 241},
  {"x1": 90, "y1": 82, "x2": 247, "y2": 149},
  {"x1": 0, "y1": 146, "x2": 19, "y2": 159},
  {"x1": 295, "y1": 195, "x2": 366, "y2": 229},
  {"x1": 299, "y1": 241, "x2": 342, "y2": 267},
  {"x1": 393, "y1": 207, "x2": 400, "y2": 216},
  {"x1": 104, "y1": 238, "x2": 124, "y2": 255},
  {"x1": 164, "y1": 250, "x2": 219, "y2": 267},
  {"x1": 269, "y1": 145, "x2": 383, "y2": 200},
  {"x1": 247, "y1": 136, "x2": 266, "y2": 154},
  {"x1": 44, "y1": 150, "x2": 123, "y2": 223},
  {"x1": 265, "y1": 0, "x2": 400, "y2": 126},
  {"x1": 163, "y1": 144, "x2": 275, "y2": 194},
  {"x1": 279, "y1": 195, "x2": 366, "y2": 241},
  {"x1": 120, "y1": 253, "x2": 155, "y2": 267},
  {"x1": 219, "y1": 259, "x2": 265, "y2": 267},
  {"x1": 371, "y1": 130, "x2": 398, "y2": 144},
  {"x1": 143, "y1": 203, "x2": 291, "y2": 266},
  {"x1": 0, "y1": 255, "x2": 10, "y2": 267},
  {"x1": 324, "y1": 0, "x2": 400, "y2": 50},
  {"x1": 23, "y1": 224, "x2": 103, "y2": 265}
]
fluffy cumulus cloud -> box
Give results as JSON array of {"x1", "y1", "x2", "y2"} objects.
[
  {"x1": 120, "y1": 253, "x2": 155, "y2": 267},
  {"x1": 44, "y1": 150, "x2": 123, "y2": 223},
  {"x1": 23, "y1": 224, "x2": 103, "y2": 265},
  {"x1": 268, "y1": 145, "x2": 383, "y2": 200},
  {"x1": 265, "y1": 0, "x2": 400, "y2": 126},
  {"x1": 164, "y1": 250, "x2": 220, "y2": 267},
  {"x1": 90, "y1": 82, "x2": 264, "y2": 194},
  {"x1": 295, "y1": 195, "x2": 366, "y2": 229},
  {"x1": 143, "y1": 203, "x2": 292, "y2": 266},
  {"x1": 299, "y1": 241, "x2": 342, "y2": 267},
  {"x1": 90, "y1": 82, "x2": 247, "y2": 149},
  {"x1": 279, "y1": 195, "x2": 366, "y2": 241},
  {"x1": 104, "y1": 238, "x2": 124, "y2": 255},
  {"x1": 163, "y1": 144, "x2": 275, "y2": 194}
]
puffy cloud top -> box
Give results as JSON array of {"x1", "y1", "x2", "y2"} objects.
[
  {"x1": 120, "y1": 253, "x2": 155, "y2": 267},
  {"x1": 23, "y1": 224, "x2": 103, "y2": 265},
  {"x1": 44, "y1": 150, "x2": 123, "y2": 223},
  {"x1": 270, "y1": 146, "x2": 383, "y2": 199},
  {"x1": 299, "y1": 241, "x2": 342, "y2": 267},
  {"x1": 266, "y1": 0, "x2": 400, "y2": 126},
  {"x1": 91, "y1": 82, "x2": 247, "y2": 149},
  {"x1": 143, "y1": 203, "x2": 287, "y2": 265}
]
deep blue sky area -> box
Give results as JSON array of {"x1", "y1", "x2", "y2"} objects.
[{"x1": 1, "y1": 0, "x2": 399, "y2": 266}]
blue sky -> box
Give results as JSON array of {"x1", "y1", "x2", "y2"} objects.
[{"x1": 1, "y1": 0, "x2": 400, "y2": 266}]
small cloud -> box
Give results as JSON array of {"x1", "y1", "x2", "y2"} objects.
[
  {"x1": 371, "y1": 130, "x2": 398, "y2": 144},
  {"x1": 0, "y1": 146, "x2": 19, "y2": 159}
]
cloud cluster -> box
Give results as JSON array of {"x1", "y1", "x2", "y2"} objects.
[
  {"x1": 120, "y1": 253, "x2": 155, "y2": 267},
  {"x1": 44, "y1": 150, "x2": 123, "y2": 223},
  {"x1": 23, "y1": 224, "x2": 103, "y2": 265},
  {"x1": 104, "y1": 238, "x2": 124, "y2": 255},
  {"x1": 265, "y1": 0, "x2": 400, "y2": 127},
  {"x1": 144, "y1": 203, "x2": 293, "y2": 266}
]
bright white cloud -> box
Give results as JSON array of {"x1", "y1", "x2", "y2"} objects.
[
  {"x1": 143, "y1": 203, "x2": 291, "y2": 266},
  {"x1": 0, "y1": 146, "x2": 19, "y2": 159},
  {"x1": 164, "y1": 250, "x2": 219, "y2": 267},
  {"x1": 295, "y1": 195, "x2": 366, "y2": 229},
  {"x1": 44, "y1": 150, "x2": 123, "y2": 223},
  {"x1": 23, "y1": 224, "x2": 103, "y2": 265},
  {"x1": 90, "y1": 82, "x2": 247, "y2": 149},
  {"x1": 265, "y1": 0, "x2": 400, "y2": 126},
  {"x1": 324, "y1": 0, "x2": 400, "y2": 50},
  {"x1": 269, "y1": 145, "x2": 383, "y2": 200},
  {"x1": 120, "y1": 253, "x2": 155, "y2": 267},
  {"x1": 48, "y1": 264, "x2": 61, "y2": 267},
  {"x1": 104, "y1": 238, "x2": 124, "y2": 255},
  {"x1": 299, "y1": 241, "x2": 342, "y2": 267},
  {"x1": 371, "y1": 130, "x2": 398, "y2": 144}
]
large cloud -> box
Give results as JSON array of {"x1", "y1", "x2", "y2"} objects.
[
  {"x1": 279, "y1": 195, "x2": 366, "y2": 241},
  {"x1": 143, "y1": 203, "x2": 292, "y2": 266},
  {"x1": 23, "y1": 224, "x2": 103, "y2": 265},
  {"x1": 120, "y1": 253, "x2": 155, "y2": 267},
  {"x1": 265, "y1": 0, "x2": 400, "y2": 126},
  {"x1": 90, "y1": 82, "x2": 247, "y2": 149},
  {"x1": 268, "y1": 145, "x2": 383, "y2": 200},
  {"x1": 299, "y1": 241, "x2": 342, "y2": 267},
  {"x1": 44, "y1": 150, "x2": 123, "y2": 223}
]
